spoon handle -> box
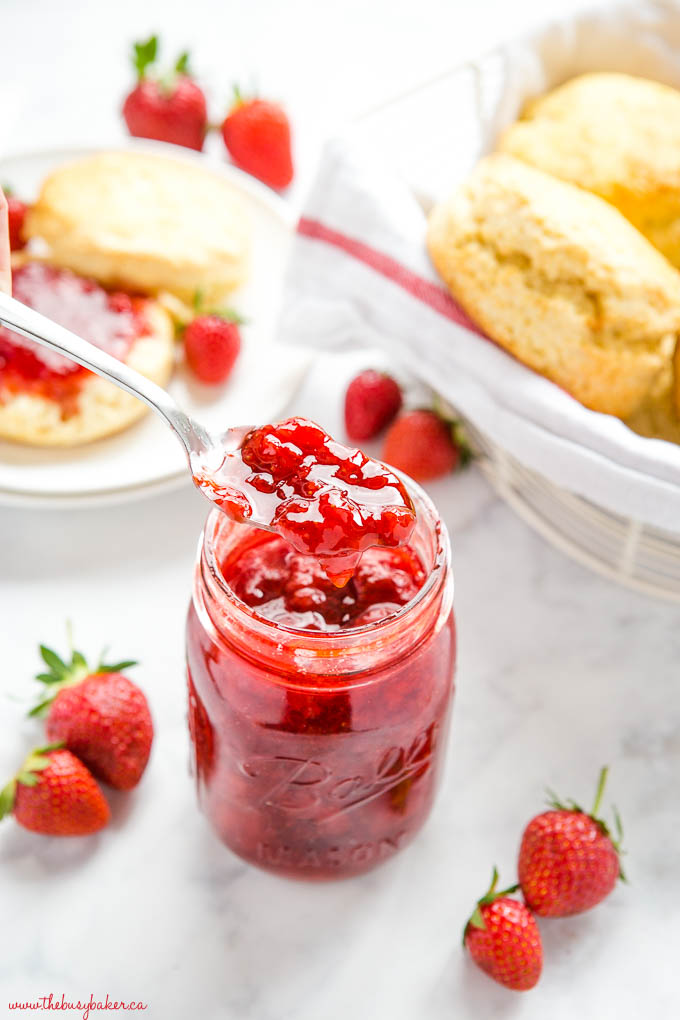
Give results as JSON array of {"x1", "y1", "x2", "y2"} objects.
[{"x1": 0, "y1": 290, "x2": 209, "y2": 456}]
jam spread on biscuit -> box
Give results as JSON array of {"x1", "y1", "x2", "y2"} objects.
[{"x1": 0, "y1": 263, "x2": 147, "y2": 415}]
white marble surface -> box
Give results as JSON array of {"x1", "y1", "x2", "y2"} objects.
[{"x1": 1, "y1": 1, "x2": 679, "y2": 1018}]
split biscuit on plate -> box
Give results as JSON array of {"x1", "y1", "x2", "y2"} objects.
[
  {"x1": 25, "y1": 150, "x2": 251, "y2": 305},
  {"x1": 498, "y1": 72, "x2": 680, "y2": 268},
  {"x1": 427, "y1": 154, "x2": 680, "y2": 418}
]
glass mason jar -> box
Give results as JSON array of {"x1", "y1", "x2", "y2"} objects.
[{"x1": 186, "y1": 481, "x2": 456, "y2": 880}]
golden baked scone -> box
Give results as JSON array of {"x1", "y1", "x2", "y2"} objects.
[
  {"x1": 25, "y1": 151, "x2": 250, "y2": 304},
  {"x1": 0, "y1": 263, "x2": 174, "y2": 447},
  {"x1": 498, "y1": 72, "x2": 680, "y2": 267},
  {"x1": 427, "y1": 154, "x2": 680, "y2": 418}
]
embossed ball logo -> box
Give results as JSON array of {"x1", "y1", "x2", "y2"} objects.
[{"x1": 240, "y1": 725, "x2": 437, "y2": 821}]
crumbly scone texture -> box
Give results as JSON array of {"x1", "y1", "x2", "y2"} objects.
[
  {"x1": 0, "y1": 301, "x2": 175, "y2": 446},
  {"x1": 498, "y1": 72, "x2": 680, "y2": 267},
  {"x1": 426, "y1": 154, "x2": 680, "y2": 418},
  {"x1": 25, "y1": 150, "x2": 250, "y2": 304}
]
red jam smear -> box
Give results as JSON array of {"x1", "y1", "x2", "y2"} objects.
[
  {"x1": 194, "y1": 417, "x2": 417, "y2": 585},
  {"x1": 224, "y1": 532, "x2": 426, "y2": 631},
  {"x1": 0, "y1": 263, "x2": 148, "y2": 415},
  {"x1": 186, "y1": 524, "x2": 456, "y2": 880}
]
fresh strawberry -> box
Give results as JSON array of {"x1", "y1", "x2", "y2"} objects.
[
  {"x1": 122, "y1": 36, "x2": 207, "y2": 151},
  {"x1": 183, "y1": 301, "x2": 243, "y2": 384},
  {"x1": 0, "y1": 744, "x2": 110, "y2": 836},
  {"x1": 344, "y1": 370, "x2": 402, "y2": 441},
  {"x1": 3, "y1": 187, "x2": 28, "y2": 251},
  {"x1": 221, "y1": 88, "x2": 293, "y2": 189},
  {"x1": 30, "y1": 640, "x2": 152, "y2": 792},
  {"x1": 464, "y1": 869, "x2": 543, "y2": 991},
  {"x1": 382, "y1": 409, "x2": 466, "y2": 481},
  {"x1": 518, "y1": 767, "x2": 624, "y2": 917}
]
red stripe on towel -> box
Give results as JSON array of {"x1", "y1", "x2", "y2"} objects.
[{"x1": 297, "y1": 216, "x2": 486, "y2": 337}]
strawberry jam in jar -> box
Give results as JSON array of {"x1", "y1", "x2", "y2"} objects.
[{"x1": 186, "y1": 481, "x2": 455, "y2": 880}]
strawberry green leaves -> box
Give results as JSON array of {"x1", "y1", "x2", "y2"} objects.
[
  {"x1": 175, "y1": 51, "x2": 191, "y2": 76},
  {"x1": 132, "y1": 35, "x2": 158, "y2": 80},
  {"x1": 29, "y1": 636, "x2": 138, "y2": 717},
  {"x1": 464, "y1": 867, "x2": 520, "y2": 941},
  {"x1": 0, "y1": 742, "x2": 64, "y2": 820}
]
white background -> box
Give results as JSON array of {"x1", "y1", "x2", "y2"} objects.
[{"x1": 1, "y1": 1, "x2": 679, "y2": 1019}]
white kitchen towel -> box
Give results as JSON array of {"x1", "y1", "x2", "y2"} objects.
[{"x1": 279, "y1": 0, "x2": 680, "y2": 534}]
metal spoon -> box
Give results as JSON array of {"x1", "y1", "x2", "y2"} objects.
[{"x1": 0, "y1": 289, "x2": 258, "y2": 517}]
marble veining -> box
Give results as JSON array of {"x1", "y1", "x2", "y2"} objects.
[{"x1": 2, "y1": 348, "x2": 679, "y2": 1019}]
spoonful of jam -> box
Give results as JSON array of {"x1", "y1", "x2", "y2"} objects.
[{"x1": 0, "y1": 290, "x2": 415, "y2": 582}]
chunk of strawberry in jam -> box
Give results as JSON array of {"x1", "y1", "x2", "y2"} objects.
[
  {"x1": 187, "y1": 674, "x2": 215, "y2": 783},
  {"x1": 353, "y1": 547, "x2": 425, "y2": 606},
  {"x1": 223, "y1": 532, "x2": 425, "y2": 632},
  {"x1": 196, "y1": 417, "x2": 417, "y2": 585}
]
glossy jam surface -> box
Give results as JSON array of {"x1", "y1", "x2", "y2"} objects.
[
  {"x1": 0, "y1": 263, "x2": 147, "y2": 412},
  {"x1": 193, "y1": 417, "x2": 417, "y2": 585},
  {"x1": 186, "y1": 517, "x2": 456, "y2": 880},
  {"x1": 225, "y1": 532, "x2": 426, "y2": 631}
]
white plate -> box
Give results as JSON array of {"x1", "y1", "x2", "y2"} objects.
[{"x1": 0, "y1": 141, "x2": 311, "y2": 506}]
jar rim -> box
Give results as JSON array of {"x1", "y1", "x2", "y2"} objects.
[{"x1": 199, "y1": 472, "x2": 452, "y2": 649}]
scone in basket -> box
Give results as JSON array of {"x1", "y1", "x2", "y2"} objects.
[{"x1": 345, "y1": 0, "x2": 680, "y2": 602}]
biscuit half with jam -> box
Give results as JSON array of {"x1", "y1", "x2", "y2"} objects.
[{"x1": 0, "y1": 259, "x2": 174, "y2": 446}]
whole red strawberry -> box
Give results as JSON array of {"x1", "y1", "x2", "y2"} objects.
[
  {"x1": 184, "y1": 307, "x2": 242, "y2": 384},
  {"x1": 0, "y1": 744, "x2": 110, "y2": 836},
  {"x1": 3, "y1": 187, "x2": 28, "y2": 251},
  {"x1": 518, "y1": 767, "x2": 624, "y2": 918},
  {"x1": 221, "y1": 88, "x2": 294, "y2": 189},
  {"x1": 31, "y1": 640, "x2": 152, "y2": 791},
  {"x1": 382, "y1": 409, "x2": 467, "y2": 481},
  {"x1": 122, "y1": 36, "x2": 207, "y2": 151},
  {"x1": 344, "y1": 370, "x2": 402, "y2": 441},
  {"x1": 464, "y1": 869, "x2": 542, "y2": 991}
]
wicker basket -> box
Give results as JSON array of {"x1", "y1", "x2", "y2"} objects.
[{"x1": 464, "y1": 420, "x2": 680, "y2": 602}]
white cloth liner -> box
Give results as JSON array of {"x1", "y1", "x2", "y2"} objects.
[{"x1": 279, "y1": 0, "x2": 680, "y2": 534}]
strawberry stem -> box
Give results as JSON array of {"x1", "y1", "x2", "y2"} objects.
[
  {"x1": 132, "y1": 35, "x2": 158, "y2": 81},
  {"x1": 431, "y1": 393, "x2": 473, "y2": 468},
  {"x1": 174, "y1": 51, "x2": 191, "y2": 76},
  {"x1": 210, "y1": 307, "x2": 246, "y2": 325},
  {"x1": 29, "y1": 631, "x2": 138, "y2": 717},
  {"x1": 591, "y1": 765, "x2": 609, "y2": 817},
  {"x1": 463, "y1": 867, "x2": 520, "y2": 944},
  {"x1": 191, "y1": 289, "x2": 246, "y2": 325},
  {"x1": 0, "y1": 779, "x2": 16, "y2": 821},
  {"x1": 0, "y1": 742, "x2": 65, "y2": 820},
  {"x1": 546, "y1": 767, "x2": 627, "y2": 883}
]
